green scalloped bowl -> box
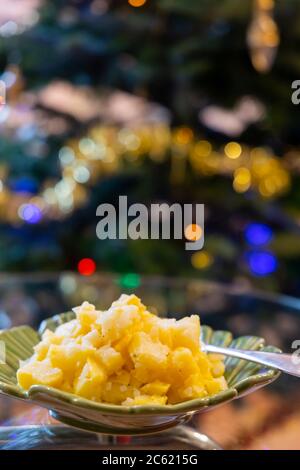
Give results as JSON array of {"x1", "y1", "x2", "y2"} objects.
[{"x1": 0, "y1": 312, "x2": 281, "y2": 435}]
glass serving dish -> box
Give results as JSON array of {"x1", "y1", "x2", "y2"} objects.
[{"x1": 0, "y1": 273, "x2": 299, "y2": 450}]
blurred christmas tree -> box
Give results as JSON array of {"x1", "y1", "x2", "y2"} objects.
[{"x1": 1, "y1": 0, "x2": 300, "y2": 295}]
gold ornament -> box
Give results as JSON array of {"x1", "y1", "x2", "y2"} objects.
[{"x1": 247, "y1": 0, "x2": 280, "y2": 73}]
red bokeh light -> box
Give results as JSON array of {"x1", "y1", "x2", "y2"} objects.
[{"x1": 77, "y1": 258, "x2": 96, "y2": 276}]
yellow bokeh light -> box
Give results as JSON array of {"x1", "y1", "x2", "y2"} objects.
[
  {"x1": 257, "y1": 0, "x2": 274, "y2": 10},
  {"x1": 258, "y1": 179, "x2": 274, "y2": 198},
  {"x1": 173, "y1": 127, "x2": 194, "y2": 146},
  {"x1": 128, "y1": 0, "x2": 147, "y2": 6},
  {"x1": 192, "y1": 140, "x2": 212, "y2": 158},
  {"x1": 191, "y1": 251, "x2": 213, "y2": 269},
  {"x1": 184, "y1": 224, "x2": 203, "y2": 241},
  {"x1": 224, "y1": 142, "x2": 242, "y2": 159},
  {"x1": 233, "y1": 167, "x2": 251, "y2": 193},
  {"x1": 234, "y1": 167, "x2": 251, "y2": 183}
]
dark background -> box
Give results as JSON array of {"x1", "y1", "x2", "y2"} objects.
[{"x1": 0, "y1": 0, "x2": 300, "y2": 295}]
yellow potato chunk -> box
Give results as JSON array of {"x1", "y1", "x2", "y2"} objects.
[
  {"x1": 122, "y1": 395, "x2": 167, "y2": 406},
  {"x1": 140, "y1": 381, "x2": 170, "y2": 396},
  {"x1": 129, "y1": 332, "x2": 170, "y2": 382},
  {"x1": 96, "y1": 345, "x2": 124, "y2": 375},
  {"x1": 34, "y1": 342, "x2": 49, "y2": 361},
  {"x1": 81, "y1": 330, "x2": 103, "y2": 349},
  {"x1": 54, "y1": 320, "x2": 78, "y2": 339},
  {"x1": 169, "y1": 347, "x2": 199, "y2": 379},
  {"x1": 208, "y1": 353, "x2": 226, "y2": 377},
  {"x1": 129, "y1": 332, "x2": 170, "y2": 369},
  {"x1": 73, "y1": 301, "x2": 99, "y2": 328},
  {"x1": 48, "y1": 342, "x2": 88, "y2": 381},
  {"x1": 211, "y1": 361, "x2": 225, "y2": 378},
  {"x1": 205, "y1": 376, "x2": 227, "y2": 395},
  {"x1": 171, "y1": 316, "x2": 201, "y2": 352},
  {"x1": 17, "y1": 360, "x2": 63, "y2": 390},
  {"x1": 96, "y1": 304, "x2": 140, "y2": 343},
  {"x1": 16, "y1": 294, "x2": 228, "y2": 406},
  {"x1": 101, "y1": 381, "x2": 137, "y2": 404},
  {"x1": 74, "y1": 358, "x2": 106, "y2": 400},
  {"x1": 113, "y1": 370, "x2": 131, "y2": 385}
]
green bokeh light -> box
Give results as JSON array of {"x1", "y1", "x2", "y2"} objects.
[{"x1": 119, "y1": 273, "x2": 141, "y2": 290}]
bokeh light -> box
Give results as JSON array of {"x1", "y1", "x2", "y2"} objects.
[
  {"x1": 233, "y1": 167, "x2": 251, "y2": 193},
  {"x1": 79, "y1": 137, "x2": 96, "y2": 156},
  {"x1": 224, "y1": 142, "x2": 242, "y2": 159},
  {"x1": 192, "y1": 140, "x2": 212, "y2": 159},
  {"x1": 59, "y1": 274, "x2": 77, "y2": 295},
  {"x1": 128, "y1": 0, "x2": 147, "y2": 7},
  {"x1": 185, "y1": 224, "x2": 203, "y2": 241},
  {"x1": 191, "y1": 251, "x2": 213, "y2": 269},
  {"x1": 18, "y1": 203, "x2": 42, "y2": 224},
  {"x1": 73, "y1": 166, "x2": 90, "y2": 183},
  {"x1": 173, "y1": 127, "x2": 194, "y2": 146},
  {"x1": 119, "y1": 273, "x2": 141, "y2": 289},
  {"x1": 245, "y1": 222, "x2": 273, "y2": 246},
  {"x1": 77, "y1": 258, "x2": 96, "y2": 276},
  {"x1": 247, "y1": 251, "x2": 278, "y2": 276},
  {"x1": 59, "y1": 146, "x2": 75, "y2": 166},
  {"x1": 11, "y1": 177, "x2": 38, "y2": 194}
]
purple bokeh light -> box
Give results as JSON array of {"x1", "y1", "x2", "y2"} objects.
[{"x1": 19, "y1": 203, "x2": 42, "y2": 224}]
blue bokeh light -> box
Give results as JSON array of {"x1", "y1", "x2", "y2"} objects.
[
  {"x1": 10, "y1": 177, "x2": 38, "y2": 194},
  {"x1": 18, "y1": 204, "x2": 42, "y2": 224},
  {"x1": 247, "y1": 251, "x2": 278, "y2": 276},
  {"x1": 245, "y1": 222, "x2": 273, "y2": 246}
]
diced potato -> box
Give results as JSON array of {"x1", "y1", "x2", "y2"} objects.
[
  {"x1": 114, "y1": 335, "x2": 134, "y2": 367},
  {"x1": 72, "y1": 321, "x2": 91, "y2": 338},
  {"x1": 140, "y1": 381, "x2": 170, "y2": 396},
  {"x1": 73, "y1": 301, "x2": 99, "y2": 327},
  {"x1": 81, "y1": 330, "x2": 103, "y2": 349},
  {"x1": 211, "y1": 361, "x2": 225, "y2": 378},
  {"x1": 169, "y1": 347, "x2": 199, "y2": 379},
  {"x1": 101, "y1": 381, "x2": 136, "y2": 404},
  {"x1": 86, "y1": 357, "x2": 107, "y2": 381},
  {"x1": 205, "y1": 377, "x2": 227, "y2": 395},
  {"x1": 112, "y1": 294, "x2": 147, "y2": 313},
  {"x1": 96, "y1": 304, "x2": 140, "y2": 343},
  {"x1": 195, "y1": 352, "x2": 212, "y2": 378},
  {"x1": 17, "y1": 360, "x2": 63, "y2": 390},
  {"x1": 34, "y1": 341, "x2": 49, "y2": 361},
  {"x1": 96, "y1": 345, "x2": 124, "y2": 374},
  {"x1": 114, "y1": 334, "x2": 132, "y2": 353},
  {"x1": 143, "y1": 317, "x2": 174, "y2": 348},
  {"x1": 17, "y1": 294, "x2": 227, "y2": 406},
  {"x1": 157, "y1": 319, "x2": 174, "y2": 348},
  {"x1": 113, "y1": 370, "x2": 130, "y2": 385},
  {"x1": 129, "y1": 332, "x2": 170, "y2": 371},
  {"x1": 48, "y1": 343, "x2": 87, "y2": 379},
  {"x1": 122, "y1": 395, "x2": 167, "y2": 406},
  {"x1": 54, "y1": 320, "x2": 78, "y2": 339},
  {"x1": 171, "y1": 316, "x2": 201, "y2": 352},
  {"x1": 179, "y1": 374, "x2": 207, "y2": 401},
  {"x1": 74, "y1": 358, "x2": 106, "y2": 400}
]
